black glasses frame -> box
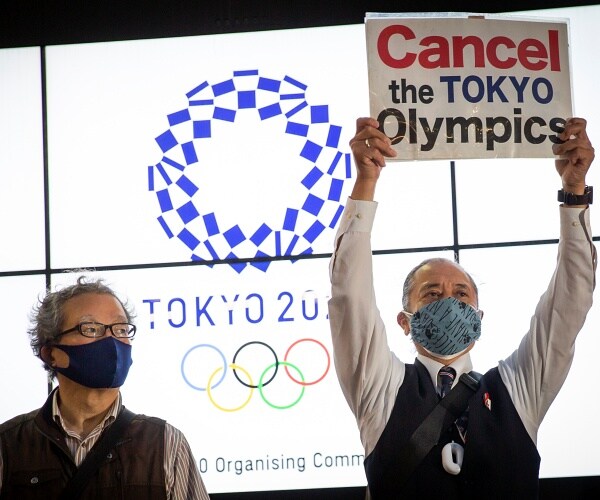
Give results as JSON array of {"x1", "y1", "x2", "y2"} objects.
[{"x1": 56, "y1": 321, "x2": 137, "y2": 340}]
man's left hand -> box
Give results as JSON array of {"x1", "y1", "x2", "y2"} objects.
[{"x1": 553, "y1": 117, "x2": 595, "y2": 194}]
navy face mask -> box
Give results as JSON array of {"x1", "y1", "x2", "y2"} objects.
[
  {"x1": 53, "y1": 336, "x2": 133, "y2": 388},
  {"x1": 405, "y1": 297, "x2": 482, "y2": 357}
]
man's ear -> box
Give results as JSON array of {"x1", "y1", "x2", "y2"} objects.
[
  {"x1": 40, "y1": 345, "x2": 55, "y2": 367},
  {"x1": 397, "y1": 312, "x2": 411, "y2": 336},
  {"x1": 41, "y1": 344, "x2": 69, "y2": 368}
]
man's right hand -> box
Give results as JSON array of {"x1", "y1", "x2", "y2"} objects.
[{"x1": 349, "y1": 117, "x2": 397, "y2": 201}]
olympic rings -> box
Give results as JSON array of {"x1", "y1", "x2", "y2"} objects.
[
  {"x1": 259, "y1": 361, "x2": 305, "y2": 410},
  {"x1": 207, "y1": 363, "x2": 254, "y2": 412},
  {"x1": 233, "y1": 341, "x2": 278, "y2": 388},
  {"x1": 181, "y1": 338, "x2": 330, "y2": 411},
  {"x1": 284, "y1": 338, "x2": 330, "y2": 386},
  {"x1": 180, "y1": 344, "x2": 227, "y2": 391}
]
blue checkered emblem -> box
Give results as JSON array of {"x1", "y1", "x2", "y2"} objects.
[{"x1": 148, "y1": 70, "x2": 352, "y2": 273}]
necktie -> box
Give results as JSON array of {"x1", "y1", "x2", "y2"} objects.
[
  {"x1": 438, "y1": 366, "x2": 468, "y2": 442},
  {"x1": 438, "y1": 366, "x2": 456, "y2": 399}
]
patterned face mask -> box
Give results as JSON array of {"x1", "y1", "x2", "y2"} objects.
[{"x1": 404, "y1": 297, "x2": 482, "y2": 357}]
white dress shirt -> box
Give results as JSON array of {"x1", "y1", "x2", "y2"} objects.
[{"x1": 328, "y1": 198, "x2": 596, "y2": 457}]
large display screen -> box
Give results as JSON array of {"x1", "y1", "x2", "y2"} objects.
[{"x1": 1, "y1": 6, "x2": 599, "y2": 494}]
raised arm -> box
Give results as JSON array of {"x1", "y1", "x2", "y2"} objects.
[
  {"x1": 327, "y1": 118, "x2": 400, "y2": 454},
  {"x1": 500, "y1": 117, "x2": 597, "y2": 443}
]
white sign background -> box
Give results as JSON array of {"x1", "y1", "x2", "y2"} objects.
[{"x1": 366, "y1": 14, "x2": 573, "y2": 160}]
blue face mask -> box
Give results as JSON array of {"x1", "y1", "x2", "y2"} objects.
[
  {"x1": 54, "y1": 336, "x2": 133, "y2": 388},
  {"x1": 406, "y1": 297, "x2": 482, "y2": 357}
]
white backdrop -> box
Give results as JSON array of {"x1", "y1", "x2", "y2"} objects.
[{"x1": 1, "y1": 5, "x2": 599, "y2": 494}]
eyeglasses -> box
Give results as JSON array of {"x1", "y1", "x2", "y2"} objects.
[{"x1": 57, "y1": 322, "x2": 137, "y2": 339}]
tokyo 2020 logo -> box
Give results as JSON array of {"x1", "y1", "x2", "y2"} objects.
[{"x1": 147, "y1": 70, "x2": 352, "y2": 273}]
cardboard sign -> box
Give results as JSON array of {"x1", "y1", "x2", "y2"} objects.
[{"x1": 366, "y1": 13, "x2": 573, "y2": 160}]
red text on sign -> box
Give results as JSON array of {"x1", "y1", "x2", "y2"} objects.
[{"x1": 377, "y1": 25, "x2": 561, "y2": 71}]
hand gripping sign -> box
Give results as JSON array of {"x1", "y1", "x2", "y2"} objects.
[{"x1": 366, "y1": 12, "x2": 573, "y2": 160}]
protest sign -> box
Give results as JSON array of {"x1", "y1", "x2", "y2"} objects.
[{"x1": 366, "y1": 13, "x2": 572, "y2": 160}]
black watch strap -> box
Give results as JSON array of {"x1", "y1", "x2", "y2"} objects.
[{"x1": 558, "y1": 185, "x2": 593, "y2": 205}]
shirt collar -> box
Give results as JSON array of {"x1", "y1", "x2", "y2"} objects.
[
  {"x1": 52, "y1": 390, "x2": 122, "y2": 433},
  {"x1": 417, "y1": 351, "x2": 474, "y2": 390}
]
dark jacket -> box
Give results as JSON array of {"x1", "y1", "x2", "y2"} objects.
[{"x1": 0, "y1": 390, "x2": 167, "y2": 500}]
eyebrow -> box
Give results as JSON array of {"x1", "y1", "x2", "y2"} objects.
[
  {"x1": 77, "y1": 314, "x2": 128, "y2": 323},
  {"x1": 418, "y1": 282, "x2": 472, "y2": 292},
  {"x1": 454, "y1": 283, "x2": 471, "y2": 290}
]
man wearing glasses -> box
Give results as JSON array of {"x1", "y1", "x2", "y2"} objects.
[{"x1": 0, "y1": 276, "x2": 210, "y2": 499}]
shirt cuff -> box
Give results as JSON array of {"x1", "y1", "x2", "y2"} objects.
[
  {"x1": 560, "y1": 205, "x2": 591, "y2": 240},
  {"x1": 337, "y1": 197, "x2": 378, "y2": 234}
]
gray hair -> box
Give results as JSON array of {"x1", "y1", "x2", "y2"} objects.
[
  {"x1": 401, "y1": 257, "x2": 479, "y2": 311},
  {"x1": 28, "y1": 275, "x2": 135, "y2": 377}
]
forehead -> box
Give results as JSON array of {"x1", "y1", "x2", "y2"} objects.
[
  {"x1": 62, "y1": 293, "x2": 126, "y2": 321},
  {"x1": 412, "y1": 260, "x2": 473, "y2": 290}
]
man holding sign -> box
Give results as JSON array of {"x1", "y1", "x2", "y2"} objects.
[{"x1": 328, "y1": 115, "x2": 595, "y2": 497}]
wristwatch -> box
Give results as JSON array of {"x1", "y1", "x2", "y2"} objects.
[{"x1": 557, "y1": 185, "x2": 593, "y2": 205}]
